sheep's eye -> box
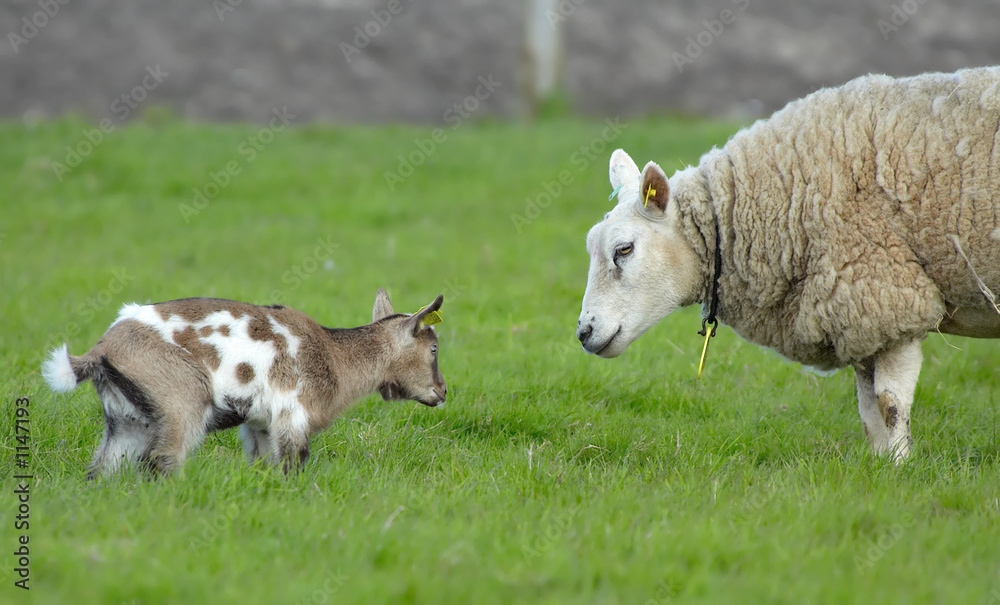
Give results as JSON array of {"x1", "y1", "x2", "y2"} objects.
[
  {"x1": 430, "y1": 345, "x2": 438, "y2": 355},
  {"x1": 615, "y1": 244, "x2": 633, "y2": 257}
]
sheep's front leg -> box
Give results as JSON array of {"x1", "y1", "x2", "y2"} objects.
[{"x1": 855, "y1": 339, "x2": 922, "y2": 462}]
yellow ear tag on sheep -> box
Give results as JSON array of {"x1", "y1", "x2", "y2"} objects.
[
  {"x1": 696, "y1": 319, "x2": 719, "y2": 379},
  {"x1": 644, "y1": 185, "x2": 656, "y2": 208},
  {"x1": 697, "y1": 329, "x2": 712, "y2": 379},
  {"x1": 416, "y1": 306, "x2": 443, "y2": 326}
]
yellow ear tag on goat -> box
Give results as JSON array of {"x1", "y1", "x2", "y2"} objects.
[
  {"x1": 417, "y1": 306, "x2": 443, "y2": 326},
  {"x1": 644, "y1": 185, "x2": 656, "y2": 208}
]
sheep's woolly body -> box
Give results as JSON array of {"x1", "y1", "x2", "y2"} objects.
[{"x1": 673, "y1": 67, "x2": 1000, "y2": 369}]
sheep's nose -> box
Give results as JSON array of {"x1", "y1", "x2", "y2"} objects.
[{"x1": 577, "y1": 324, "x2": 593, "y2": 344}]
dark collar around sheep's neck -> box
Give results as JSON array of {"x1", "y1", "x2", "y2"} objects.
[
  {"x1": 698, "y1": 209, "x2": 723, "y2": 339},
  {"x1": 695, "y1": 203, "x2": 723, "y2": 379}
]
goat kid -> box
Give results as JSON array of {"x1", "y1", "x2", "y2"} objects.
[{"x1": 42, "y1": 288, "x2": 446, "y2": 478}]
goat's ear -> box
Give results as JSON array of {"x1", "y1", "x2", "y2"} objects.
[
  {"x1": 639, "y1": 161, "x2": 670, "y2": 214},
  {"x1": 407, "y1": 294, "x2": 444, "y2": 336},
  {"x1": 373, "y1": 287, "x2": 394, "y2": 322}
]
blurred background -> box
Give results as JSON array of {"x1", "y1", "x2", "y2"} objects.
[
  {"x1": 5, "y1": 4, "x2": 1000, "y2": 603},
  {"x1": 3, "y1": 0, "x2": 1000, "y2": 125}
]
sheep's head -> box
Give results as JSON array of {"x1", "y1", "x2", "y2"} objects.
[
  {"x1": 577, "y1": 149, "x2": 701, "y2": 358},
  {"x1": 372, "y1": 288, "x2": 447, "y2": 407}
]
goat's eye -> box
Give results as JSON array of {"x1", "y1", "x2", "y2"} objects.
[
  {"x1": 431, "y1": 345, "x2": 438, "y2": 355},
  {"x1": 615, "y1": 244, "x2": 633, "y2": 257}
]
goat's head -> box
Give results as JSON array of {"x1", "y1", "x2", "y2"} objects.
[
  {"x1": 577, "y1": 149, "x2": 702, "y2": 357},
  {"x1": 372, "y1": 288, "x2": 447, "y2": 407}
]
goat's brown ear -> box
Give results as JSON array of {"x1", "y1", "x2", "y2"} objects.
[
  {"x1": 373, "y1": 288, "x2": 394, "y2": 322},
  {"x1": 639, "y1": 161, "x2": 670, "y2": 214},
  {"x1": 407, "y1": 294, "x2": 444, "y2": 335}
]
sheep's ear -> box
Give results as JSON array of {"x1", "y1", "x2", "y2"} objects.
[
  {"x1": 373, "y1": 288, "x2": 394, "y2": 321},
  {"x1": 609, "y1": 149, "x2": 640, "y2": 203},
  {"x1": 407, "y1": 294, "x2": 444, "y2": 336},
  {"x1": 639, "y1": 161, "x2": 670, "y2": 214}
]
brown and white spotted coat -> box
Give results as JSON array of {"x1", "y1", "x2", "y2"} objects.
[{"x1": 42, "y1": 289, "x2": 446, "y2": 478}]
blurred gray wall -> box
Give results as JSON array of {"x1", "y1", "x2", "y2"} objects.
[{"x1": 1, "y1": 0, "x2": 999, "y2": 124}]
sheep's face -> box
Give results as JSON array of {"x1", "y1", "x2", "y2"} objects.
[
  {"x1": 373, "y1": 289, "x2": 448, "y2": 407},
  {"x1": 577, "y1": 150, "x2": 701, "y2": 358}
]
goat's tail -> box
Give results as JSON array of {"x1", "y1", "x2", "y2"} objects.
[{"x1": 42, "y1": 344, "x2": 101, "y2": 393}]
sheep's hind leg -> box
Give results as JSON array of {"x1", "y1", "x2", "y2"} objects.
[
  {"x1": 857, "y1": 340, "x2": 922, "y2": 462},
  {"x1": 855, "y1": 359, "x2": 888, "y2": 456}
]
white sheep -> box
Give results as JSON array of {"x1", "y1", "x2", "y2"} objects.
[
  {"x1": 42, "y1": 288, "x2": 446, "y2": 477},
  {"x1": 578, "y1": 66, "x2": 1000, "y2": 460}
]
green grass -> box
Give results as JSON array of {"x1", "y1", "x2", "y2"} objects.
[{"x1": 2, "y1": 115, "x2": 999, "y2": 604}]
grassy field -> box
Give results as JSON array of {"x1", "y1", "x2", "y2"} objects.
[{"x1": 1, "y1": 115, "x2": 999, "y2": 605}]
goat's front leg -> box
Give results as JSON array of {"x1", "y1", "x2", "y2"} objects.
[
  {"x1": 269, "y1": 400, "x2": 311, "y2": 474},
  {"x1": 855, "y1": 339, "x2": 922, "y2": 462},
  {"x1": 239, "y1": 423, "x2": 271, "y2": 464}
]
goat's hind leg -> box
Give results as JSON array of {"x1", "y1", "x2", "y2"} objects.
[
  {"x1": 86, "y1": 324, "x2": 215, "y2": 477},
  {"x1": 102, "y1": 358, "x2": 207, "y2": 477},
  {"x1": 86, "y1": 424, "x2": 115, "y2": 481},
  {"x1": 143, "y1": 398, "x2": 209, "y2": 476},
  {"x1": 87, "y1": 382, "x2": 154, "y2": 479}
]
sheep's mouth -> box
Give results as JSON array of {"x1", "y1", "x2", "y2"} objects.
[
  {"x1": 586, "y1": 326, "x2": 622, "y2": 356},
  {"x1": 418, "y1": 400, "x2": 439, "y2": 408}
]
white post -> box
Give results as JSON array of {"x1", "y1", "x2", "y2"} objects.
[{"x1": 525, "y1": 0, "x2": 562, "y2": 102}]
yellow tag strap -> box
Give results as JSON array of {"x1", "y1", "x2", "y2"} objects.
[
  {"x1": 416, "y1": 305, "x2": 443, "y2": 326},
  {"x1": 644, "y1": 185, "x2": 656, "y2": 208}
]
